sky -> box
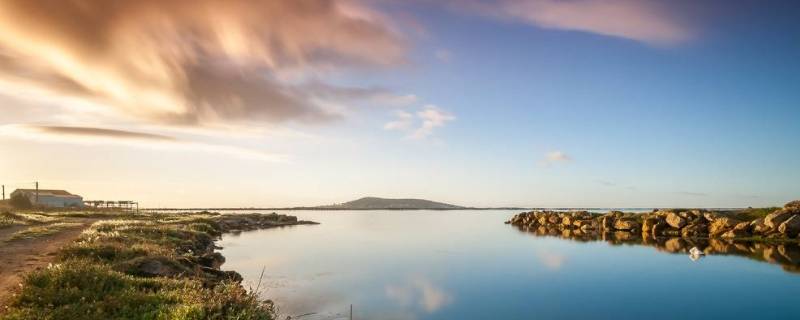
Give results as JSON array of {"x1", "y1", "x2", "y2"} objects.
[{"x1": 0, "y1": 0, "x2": 798, "y2": 208}]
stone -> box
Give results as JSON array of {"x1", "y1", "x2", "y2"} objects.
[
  {"x1": 778, "y1": 215, "x2": 800, "y2": 237},
  {"x1": 720, "y1": 228, "x2": 749, "y2": 239},
  {"x1": 733, "y1": 222, "x2": 751, "y2": 232},
  {"x1": 681, "y1": 224, "x2": 709, "y2": 238},
  {"x1": 666, "y1": 212, "x2": 686, "y2": 229},
  {"x1": 764, "y1": 211, "x2": 794, "y2": 230},
  {"x1": 651, "y1": 222, "x2": 668, "y2": 237},
  {"x1": 641, "y1": 217, "x2": 661, "y2": 233},
  {"x1": 548, "y1": 216, "x2": 561, "y2": 224},
  {"x1": 664, "y1": 238, "x2": 687, "y2": 253},
  {"x1": 562, "y1": 216, "x2": 574, "y2": 226},
  {"x1": 601, "y1": 216, "x2": 615, "y2": 230},
  {"x1": 709, "y1": 217, "x2": 741, "y2": 237},
  {"x1": 785, "y1": 200, "x2": 800, "y2": 210},
  {"x1": 751, "y1": 218, "x2": 770, "y2": 234},
  {"x1": 703, "y1": 212, "x2": 719, "y2": 223},
  {"x1": 614, "y1": 219, "x2": 640, "y2": 231}
]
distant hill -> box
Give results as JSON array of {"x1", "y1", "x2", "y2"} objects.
[{"x1": 316, "y1": 197, "x2": 465, "y2": 210}]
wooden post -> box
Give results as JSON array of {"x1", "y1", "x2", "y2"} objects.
[
  {"x1": 350, "y1": 304, "x2": 353, "y2": 320},
  {"x1": 2, "y1": 185, "x2": 4, "y2": 200},
  {"x1": 35, "y1": 181, "x2": 38, "y2": 206}
]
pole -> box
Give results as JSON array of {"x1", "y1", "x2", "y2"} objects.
[
  {"x1": 2, "y1": 185, "x2": 4, "y2": 200},
  {"x1": 350, "y1": 304, "x2": 353, "y2": 320},
  {"x1": 35, "y1": 181, "x2": 39, "y2": 206}
]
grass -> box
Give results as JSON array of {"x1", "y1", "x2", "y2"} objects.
[
  {"x1": 1, "y1": 212, "x2": 277, "y2": 320},
  {"x1": 728, "y1": 207, "x2": 781, "y2": 221},
  {"x1": 6, "y1": 223, "x2": 84, "y2": 241}
]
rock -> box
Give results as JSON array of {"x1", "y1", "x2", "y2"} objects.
[
  {"x1": 720, "y1": 228, "x2": 749, "y2": 239},
  {"x1": 666, "y1": 212, "x2": 687, "y2": 229},
  {"x1": 614, "y1": 219, "x2": 640, "y2": 231},
  {"x1": 709, "y1": 217, "x2": 741, "y2": 237},
  {"x1": 703, "y1": 212, "x2": 719, "y2": 223},
  {"x1": 785, "y1": 200, "x2": 800, "y2": 210},
  {"x1": 764, "y1": 211, "x2": 794, "y2": 230},
  {"x1": 538, "y1": 216, "x2": 548, "y2": 225},
  {"x1": 664, "y1": 238, "x2": 687, "y2": 253},
  {"x1": 651, "y1": 222, "x2": 668, "y2": 237},
  {"x1": 548, "y1": 216, "x2": 561, "y2": 224},
  {"x1": 733, "y1": 222, "x2": 751, "y2": 232},
  {"x1": 601, "y1": 216, "x2": 615, "y2": 230},
  {"x1": 573, "y1": 220, "x2": 593, "y2": 229},
  {"x1": 681, "y1": 224, "x2": 708, "y2": 238},
  {"x1": 562, "y1": 216, "x2": 574, "y2": 226},
  {"x1": 751, "y1": 218, "x2": 770, "y2": 234},
  {"x1": 641, "y1": 218, "x2": 660, "y2": 233},
  {"x1": 778, "y1": 215, "x2": 800, "y2": 237}
]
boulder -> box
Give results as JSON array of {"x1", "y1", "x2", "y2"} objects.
[
  {"x1": 601, "y1": 216, "x2": 615, "y2": 230},
  {"x1": 681, "y1": 224, "x2": 708, "y2": 238},
  {"x1": 573, "y1": 220, "x2": 593, "y2": 229},
  {"x1": 750, "y1": 218, "x2": 770, "y2": 234},
  {"x1": 548, "y1": 216, "x2": 561, "y2": 224},
  {"x1": 778, "y1": 215, "x2": 800, "y2": 237},
  {"x1": 733, "y1": 222, "x2": 751, "y2": 232},
  {"x1": 703, "y1": 212, "x2": 719, "y2": 223},
  {"x1": 562, "y1": 216, "x2": 574, "y2": 226},
  {"x1": 764, "y1": 211, "x2": 794, "y2": 230},
  {"x1": 538, "y1": 216, "x2": 549, "y2": 225},
  {"x1": 664, "y1": 238, "x2": 687, "y2": 253},
  {"x1": 709, "y1": 217, "x2": 741, "y2": 237},
  {"x1": 666, "y1": 212, "x2": 687, "y2": 229},
  {"x1": 651, "y1": 222, "x2": 668, "y2": 237},
  {"x1": 785, "y1": 200, "x2": 800, "y2": 210},
  {"x1": 614, "y1": 219, "x2": 640, "y2": 231},
  {"x1": 642, "y1": 217, "x2": 660, "y2": 233},
  {"x1": 720, "y1": 228, "x2": 749, "y2": 239}
]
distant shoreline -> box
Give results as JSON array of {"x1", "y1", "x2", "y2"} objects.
[{"x1": 141, "y1": 207, "x2": 751, "y2": 211}]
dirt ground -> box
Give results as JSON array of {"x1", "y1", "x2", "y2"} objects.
[{"x1": 0, "y1": 219, "x2": 97, "y2": 311}]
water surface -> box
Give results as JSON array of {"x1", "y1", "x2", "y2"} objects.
[{"x1": 218, "y1": 210, "x2": 800, "y2": 319}]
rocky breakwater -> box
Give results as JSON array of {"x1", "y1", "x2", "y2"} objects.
[
  {"x1": 506, "y1": 201, "x2": 800, "y2": 242},
  {"x1": 505, "y1": 201, "x2": 800, "y2": 273}
]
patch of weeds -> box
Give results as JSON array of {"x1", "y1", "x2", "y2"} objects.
[{"x1": 6, "y1": 223, "x2": 84, "y2": 241}]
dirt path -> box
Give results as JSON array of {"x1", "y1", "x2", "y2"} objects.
[{"x1": 0, "y1": 219, "x2": 98, "y2": 310}]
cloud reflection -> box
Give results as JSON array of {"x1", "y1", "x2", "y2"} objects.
[{"x1": 385, "y1": 277, "x2": 453, "y2": 313}]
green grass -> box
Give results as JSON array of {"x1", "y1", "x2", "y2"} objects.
[
  {"x1": 2, "y1": 260, "x2": 273, "y2": 320},
  {"x1": 1, "y1": 212, "x2": 276, "y2": 320},
  {"x1": 728, "y1": 207, "x2": 781, "y2": 221}
]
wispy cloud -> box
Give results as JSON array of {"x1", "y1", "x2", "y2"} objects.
[
  {"x1": 31, "y1": 126, "x2": 176, "y2": 142},
  {"x1": 0, "y1": 124, "x2": 287, "y2": 162},
  {"x1": 450, "y1": 0, "x2": 691, "y2": 46},
  {"x1": 540, "y1": 150, "x2": 572, "y2": 166},
  {"x1": 385, "y1": 105, "x2": 455, "y2": 139},
  {"x1": 0, "y1": 0, "x2": 407, "y2": 126}
]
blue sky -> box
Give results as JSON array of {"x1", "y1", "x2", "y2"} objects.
[{"x1": 0, "y1": 0, "x2": 797, "y2": 207}]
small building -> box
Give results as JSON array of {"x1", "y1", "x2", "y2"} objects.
[{"x1": 10, "y1": 189, "x2": 84, "y2": 208}]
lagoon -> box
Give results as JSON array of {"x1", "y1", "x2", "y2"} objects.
[{"x1": 218, "y1": 210, "x2": 800, "y2": 320}]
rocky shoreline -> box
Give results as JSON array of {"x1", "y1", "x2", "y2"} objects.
[{"x1": 506, "y1": 201, "x2": 800, "y2": 273}]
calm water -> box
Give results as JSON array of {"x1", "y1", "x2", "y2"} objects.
[{"x1": 218, "y1": 210, "x2": 800, "y2": 320}]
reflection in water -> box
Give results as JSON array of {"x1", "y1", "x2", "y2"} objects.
[
  {"x1": 513, "y1": 225, "x2": 800, "y2": 274},
  {"x1": 385, "y1": 277, "x2": 454, "y2": 313},
  {"x1": 220, "y1": 210, "x2": 800, "y2": 320}
]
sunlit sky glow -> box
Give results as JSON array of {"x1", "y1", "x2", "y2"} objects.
[{"x1": 0, "y1": 0, "x2": 798, "y2": 208}]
